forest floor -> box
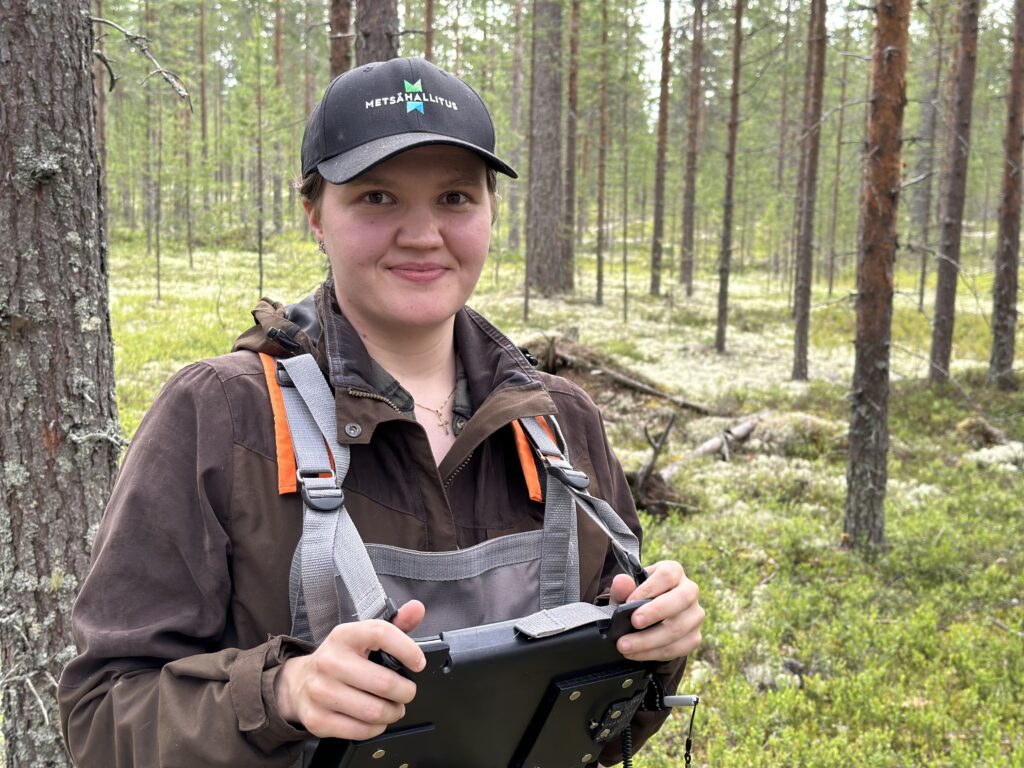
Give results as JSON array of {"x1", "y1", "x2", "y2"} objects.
[{"x1": 109, "y1": 231, "x2": 1023, "y2": 767}]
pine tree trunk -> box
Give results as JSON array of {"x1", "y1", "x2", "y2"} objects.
[
  {"x1": 0, "y1": 4, "x2": 120, "y2": 765},
  {"x1": 680, "y1": 0, "x2": 704, "y2": 297},
  {"x1": 930, "y1": 0, "x2": 980, "y2": 384},
  {"x1": 200, "y1": 0, "x2": 211, "y2": 211},
  {"x1": 715, "y1": 0, "x2": 744, "y2": 354},
  {"x1": 424, "y1": 0, "x2": 435, "y2": 61},
  {"x1": 507, "y1": 0, "x2": 525, "y2": 253},
  {"x1": 844, "y1": 0, "x2": 911, "y2": 554},
  {"x1": 563, "y1": 0, "x2": 580, "y2": 285},
  {"x1": 771, "y1": 0, "x2": 793, "y2": 282},
  {"x1": 792, "y1": 0, "x2": 828, "y2": 380},
  {"x1": 619, "y1": 3, "x2": 633, "y2": 317},
  {"x1": 649, "y1": 0, "x2": 671, "y2": 297},
  {"x1": 596, "y1": 0, "x2": 609, "y2": 306},
  {"x1": 827, "y1": 26, "x2": 850, "y2": 298},
  {"x1": 526, "y1": 0, "x2": 566, "y2": 293},
  {"x1": 273, "y1": 0, "x2": 284, "y2": 235},
  {"x1": 988, "y1": 0, "x2": 1024, "y2": 389},
  {"x1": 911, "y1": 3, "x2": 947, "y2": 311},
  {"x1": 331, "y1": 0, "x2": 354, "y2": 77}
]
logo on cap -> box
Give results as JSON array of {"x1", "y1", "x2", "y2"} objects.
[
  {"x1": 363, "y1": 78, "x2": 459, "y2": 114},
  {"x1": 404, "y1": 80, "x2": 424, "y2": 113}
]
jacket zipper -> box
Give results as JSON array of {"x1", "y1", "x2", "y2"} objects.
[
  {"x1": 443, "y1": 451, "x2": 474, "y2": 490},
  {"x1": 346, "y1": 388, "x2": 403, "y2": 412}
]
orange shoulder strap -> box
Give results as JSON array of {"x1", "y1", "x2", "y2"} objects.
[
  {"x1": 511, "y1": 416, "x2": 557, "y2": 503},
  {"x1": 262, "y1": 351, "x2": 550, "y2": 502},
  {"x1": 259, "y1": 353, "x2": 298, "y2": 494}
]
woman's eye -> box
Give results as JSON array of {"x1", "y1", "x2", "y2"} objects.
[
  {"x1": 363, "y1": 191, "x2": 394, "y2": 205},
  {"x1": 441, "y1": 191, "x2": 469, "y2": 205}
]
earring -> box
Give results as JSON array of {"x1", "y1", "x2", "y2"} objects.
[{"x1": 318, "y1": 240, "x2": 327, "y2": 255}]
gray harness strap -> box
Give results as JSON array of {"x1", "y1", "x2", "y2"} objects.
[
  {"x1": 276, "y1": 353, "x2": 642, "y2": 646},
  {"x1": 519, "y1": 416, "x2": 646, "y2": 586},
  {"x1": 279, "y1": 355, "x2": 394, "y2": 644}
]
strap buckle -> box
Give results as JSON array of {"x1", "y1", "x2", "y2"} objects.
[
  {"x1": 296, "y1": 469, "x2": 344, "y2": 512},
  {"x1": 546, "y1": 458, "x2": 591, "y2": 491}
]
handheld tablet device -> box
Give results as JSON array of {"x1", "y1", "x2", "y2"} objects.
[{"x1": 310, "y1": 601, "x2": 655, "y2": 768}]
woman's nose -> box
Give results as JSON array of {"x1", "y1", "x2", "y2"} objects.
[{"x1": 396, "y1": 205, "x2": 444, "y2": 249}]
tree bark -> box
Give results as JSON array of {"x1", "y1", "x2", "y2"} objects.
[
  {"x1": 679, "y1": 0, "x2": 704, "y2": 297},
  {"x1": 0, "y1": 3, "x2": 120, "y2": 765},
  {"x1": 596, "y1": 0, "x2": 609, "y2": 306},
  {"x1": 844, "y1": 0, "x2": 911, "y2": 554},
  {"x1": 929, "y1": 0, "x2": 980, "y2": 384},
  {"x1": 356, "y1": 0, "x2": 397, "y2": 65},
  {"x1": 715, "y1": 0, "x2": 744, "y2": 354},
  {"x1": 526, "y1": 0, "x2": 567, "y2": 293},
  {"x1": 330, "y1": 0, "x2": 354, "y2": 78},
  {"x1": 772, "y1": 0, "x2": 793, "y2": 283},
  {"x1": 649, "y1": 0, "x2": 671, "y2": 297},
  {"x1": 564, "y1": 0, "x2": 580, "y2": 285},
  {"x1": 988, "y1": 0, "x2": 1024, "y2": 389},
  {"x1": 791, "y1": 0, "x2": 828, "y2": 380}
]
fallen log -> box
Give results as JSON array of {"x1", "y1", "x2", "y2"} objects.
[{"x1": 693, "y1": 417, "x2": 759, "y2": 460}]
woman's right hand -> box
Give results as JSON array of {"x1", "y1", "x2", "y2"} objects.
[{"x1": 274, "y1": 600, "x2": 427, "y2": 740}]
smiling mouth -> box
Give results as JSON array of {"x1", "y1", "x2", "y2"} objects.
[{"x1": 390, "y1": 263, "x2": 449, "y2": 282}]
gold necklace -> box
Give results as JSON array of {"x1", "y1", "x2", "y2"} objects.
[{"x1": 413, "y1": 384, "x2": 458, "y2": 435}]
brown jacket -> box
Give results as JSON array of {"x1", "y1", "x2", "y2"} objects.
[{"x1": 58, "y1": 284, "x2": 684, "y2": 767}]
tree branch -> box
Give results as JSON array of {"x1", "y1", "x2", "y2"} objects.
[{"x1": 90, "y1": 16, "x2": 192, "y2": 110}]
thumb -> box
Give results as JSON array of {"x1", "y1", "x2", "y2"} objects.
[
  {"x1": 392, "y1": 599, "x2": 426, "y2": 634},
  {"x1": 609, "y1": 574, "x2": 636, "y2": 606}
]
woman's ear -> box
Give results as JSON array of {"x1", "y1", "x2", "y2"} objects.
[{"x1": 303, "y1": 199, "x2": 324, "y2": 241}]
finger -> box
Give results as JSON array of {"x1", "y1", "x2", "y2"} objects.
[
  {"x1": 630, "y1": 578, "x2": 699, "y2": 630},
  {"x1": 625, "y1": 560, "x2": 685, "y2": 603},
  {"x1": 618, "y1": 601, "x2": 705, "y2": 661},
  {"x1": 392, "y1": 600, "x2": 426, "y2": 635},
  {"x1": 307, "y1": 675, "x2": 409, "y2": 726},
  {"x1": 609, "y1": 574, "x2": 635, "y2": 606},
  {"x1": 331, "y1": 654, "x2": 419, "y2": 705},
  {"x1": 302, "y1": 704, "x2": 391, "y2": 741}
]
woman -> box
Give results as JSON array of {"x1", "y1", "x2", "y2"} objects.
[{"x1": 59, "y1": 58, "x2": 703, "y2": 767}]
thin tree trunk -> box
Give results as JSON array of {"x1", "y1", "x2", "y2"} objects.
[
  {"x1": 715, "y1": 0, "x2": 744, "y2": 354},
  {"x1": 507, "y1": 0, "x2": 524, "y2": 253},
  {"x1": 273, "y1": 0, "x2": 283, "y2": 234},
  {"x1": 424, "y1": 0, "x2": 434, "y2": 61},
  {"x1": 772, "y1": 0, "x2": 793, "y2": 282},
  {"x1": 255, "y1": 6, "x2": 265, "y2": 297},
  {"x1": 649, "y1": 0, "x2": 671, "y2": 297},
  {"x1": 1, "y1": 4, "x2": 120, "y2": 763},
  {"x1": 792, "y1": 0, "x2": 828, "y2": 381},
  {"x1": 596, "y1": 0, "x2": 609, "y2": 306},
  {"x1": 845, "y1": 0, "x2": 911, "y2": 554},
  {"x1": 526, "y1": 0, "x2": 567, "y2": 293},
  {"x1": 155, "y1": 94, "x2": 163, "y2": 301},
  {"x1": 330, "y1": 0, "x2": 353, "y2": 78},
  {"x1": 200, "y1": 0, "x2": 211, "y2": 212},
  {"x1": 564, "y1": 0, "x2": 580, "y2": 286},
  {"x1": 827, "y1": 26, "x2": 850, "y2": 298},
  {"x1": 913, "y1": 3, "x2": 948, "y2": 310},
  {"x1": 930, "y1": 0, "x2": 981, "y2": 384},
  {"x1": 680, "y1": 0, "x2": 704, "y2": 297},
  {"x1": 989, "y1": 0, "x2": 1024, "y2": 389},
  {"x1": 621, "y1": 2, "x2": 633, "y2": 318}
]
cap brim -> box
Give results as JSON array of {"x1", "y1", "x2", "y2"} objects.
[{"x1": 316, "y1": 132, "x2": 518, "y2": 184}]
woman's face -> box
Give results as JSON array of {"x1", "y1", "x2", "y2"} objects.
[{"x1": 306, "y1": 145, "x2": 493, "y2": 339}]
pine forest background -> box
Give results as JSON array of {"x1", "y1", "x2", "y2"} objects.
[{"x1": 2, "y1": 0, "x2": 1023, "y2": 765}]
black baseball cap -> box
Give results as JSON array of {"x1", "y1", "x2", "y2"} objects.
[{"x1": 301, "y1": 57, "x2": 518, "y2": 184}]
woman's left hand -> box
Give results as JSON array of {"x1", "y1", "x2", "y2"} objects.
[{"x1": 609, "y1": 560, "x2": 704, "y2": 662}]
